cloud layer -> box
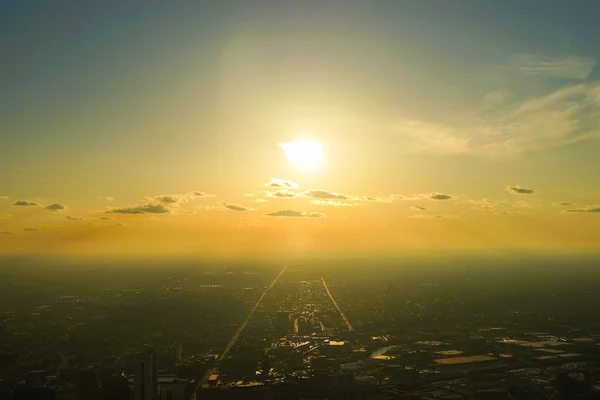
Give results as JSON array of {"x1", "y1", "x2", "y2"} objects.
[
  {"x1": 109, "y1": 204, "x2": 170, "y2": 214},
  {"x1": 266, "y1": 209, "x2": 325, "y2": 218}
]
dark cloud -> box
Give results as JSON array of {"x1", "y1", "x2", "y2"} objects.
[
  {"x1": 190, "y1": 191, "x2": 215, "y2": 198},
  {"x1": 45, "y1": 203, "x2": 65, "y2": 211},
  {"x1": 553, "y1": 201, "x2": 574, "y2": 206},
  {"x1": 222, "y1": 203, "x2": 253, "y2": 211},
  {"x1": 109, "y1": 204, "x2": 170, "y2": 214},
  {"x1": 429, "y1": 193, "x2": 453, "y2": 200},
  {"x1": 269, "y1": 190, "x2": 296, "y2": 198},
  {"x1": 300, "y1": 190, "x2": 353, "y2": 200},
  {"x1": 66, "y1": 216, "x2": 82, "y2": 221},
  {"x1": 412, "y1": 205, "x2": 429, "y2": 211},
  {"x1": 565, "y1": 207, "x2": 600, "y2": 213},
  {"x1": 266, "y1": 209, "x2": 325, "y2": 218},
  {"x1": 24, "y1": 228, "x2": 39, "y2": 232},
  {"x1": 264, "y1": 178, "x2": 299, "y2": 189},
  {"x1": 506, "y1": 185, "x2": 535, "y2": 195},
  {"x1": 13, "y1": 201, "x2": 38, "y2": 206},
  {"x1": 0, "y1": 231, "x2": 11, "y2": 235},
  {"x1": 155, "y1": 195, "x2": 180, "y2": 204}
]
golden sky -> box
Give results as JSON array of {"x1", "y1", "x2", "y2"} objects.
[{"x1": 1, "y1": 2, "x2": 600, "y2": 255}]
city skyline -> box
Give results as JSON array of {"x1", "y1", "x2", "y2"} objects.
[{"x1": 2, "y1": 1, "x2": 600, "y2": 254}]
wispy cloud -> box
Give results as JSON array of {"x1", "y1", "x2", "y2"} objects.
[
  {"x1": 189, "y1": 191, "x2": 215, "y2": 198},
  {"x1": 0, "y1": 231, "x2": 12, "y2": 235},
  {"x1": 300, "y1": 190, "x2": 353, "y2": 200},
  {"x1": 412, "y1": 205, "x2": 429, "y2": 211},
  {"x1": 266, "y1": 209, "x2": 325, "y2": 218},
  {"x1": 310, "y1": 200, "x2": 358, "y2": 207},
  {"x1": 23, "y1": 228, "x2": 40, "y2": 232},
  {"x1": 512, "y1": 54, "x2": 596, "y2": 80},
  {"x1": 506, "y1": 185, "x2": 535, "y2": 195},
  {"x1": 109, "y1": 204, "x2": 170, "y2": 214},
  {"x1": 97, "y1": 196, "x2": 114, "y2": 201},
  {"x1": 66, "y1": 216, "x2": 83, "y2": 221},
  {"x1": 13, "y1": 201, "x2": 38, "y2": 206},
  {"x1": 254, "y1": 198, "x2": 267, "y2": 203},
  {"x1": 264, "y1": 178, "x2": 299, "y2": 189},
  {"x1": 565, "y1": 206, "x2": 600, "y2": 213},
  {"x1": 0, "y1": 196, "x2": 9, "y2": 200},
  {"x1": 553, "y1": 201, "x2": 574, "y2": 207},
  {"x1": 221, "y1": 203, "x2": 254, "y2": 211},
  {"x1": 266, "y1": 190, "x2": 297, "y2": 198}
]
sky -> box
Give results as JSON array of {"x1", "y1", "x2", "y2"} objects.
[{"x1": 1, "y1": 0, "x2": 600, "y2": 255}]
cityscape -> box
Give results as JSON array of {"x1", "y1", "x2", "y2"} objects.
[{"x1": 1, "y1": 255, "x2": 599, "y2": 399}]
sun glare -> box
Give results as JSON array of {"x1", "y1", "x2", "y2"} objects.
[{"x1": 279, "y1": 140, "x2": 323, "y2": 173}]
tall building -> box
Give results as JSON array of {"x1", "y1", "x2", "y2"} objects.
[
  {"x1": 171, "y1": 343, "x2": 182, "y2": 363},
  {"x1": 134, "y1": 349, "x2": 158, "y2": 400},
  {"x1": 76, "y1": 366, "x2": 101, "y2": 400}
]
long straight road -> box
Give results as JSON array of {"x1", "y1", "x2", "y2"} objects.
[
  {"x1": 321, "y1": 277, "x2": 354, "y2": 331},
  {"x1": 198, "y1": 265, "x2": 288, "y2": 387}
]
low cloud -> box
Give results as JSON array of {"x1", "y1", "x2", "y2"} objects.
[
  {"x1": 266, "y1": 209, "x2": 326, "y2": 218},
  {"x1": 265, "y1": 178, "x2": 299, "y2": 189},
  {"x1": 429, "y1": 193, "x2": 454, "y2": 200},
  {"x1": 267, "y1": 190, "x2": 297, "y2": 198},
  {"x1": 506, "y1": 185, "x2": 535, "y2": 195},
  {"x1": 13, "y1": 201, "x2": 38, "y2": 206},
  {"x1": 300, "y1": 190, "x2": 353, "y2": 200},
  {"x1": 45, "y1": 203, "x2": 66, "y2": 211},
  {"x1": 222, "y1": 203, "x2": 253, "y2": 211},
  {"x1": 190, "y1": 191, "x2": 215, "y2": 198},
  {"x1": 311, "y1": 200, "x2": 358, "y2": 207},
  {"x1": 109, "y1": 204, "x2": 170, "y2": 214},
  {"x1": 66, "y1": 216, "x2": 82, "y2": 221},
  {"x1": 553, "y1": 201, "x2": 574, "y2": 206},
  {"x1": 24, "y1": 228, "x2": 39, "y2": 232},
  {"x1": 412, "y1": 205, "x2": 429, "y2": 211},
  {"x1": 565, "y1": 207, "x2": 600, "y2": 213},
  {"x1": 155, "y1": 195, "x2": 181, "y2": 204}
]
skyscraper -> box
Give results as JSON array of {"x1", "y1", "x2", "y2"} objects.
[{"x1": 134, "y1": 349, "x2": 158, "y2": 400}]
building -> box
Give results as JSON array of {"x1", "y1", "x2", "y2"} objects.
[
  {"x1": 134, "y1": 349, "x2": 158, "y2": 400},
  {"x1": 76, "y1": 366, "x2": 101, "y2": 400},
  {"x1": 171, "y1": 343, "x2": 182, "y2": 363},
  {"x1": 158, "y1": 375, "x2": 187, "y2": 400}
]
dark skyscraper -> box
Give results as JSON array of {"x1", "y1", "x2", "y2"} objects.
[{"x1": 134, "y1": 349, "x2": 158, "y2": 400}]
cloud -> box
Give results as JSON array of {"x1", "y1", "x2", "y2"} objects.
[
  {"x1": 23, "y1": 228, "x2": 39, "y2": 232},
  {"x1": 405, "y1": 214, "x2": 458, "y2": 219},
  {"x1": 0, "y1": 231, "x2": 11, "y2": 235},
  {"x1": 190, "y1": 191, "x2": 215, "y2": 198},
  {"x1": 100, "y1": 216, "x2": 112, "y2": 220},
  {"x1": 512, "y1": 54, "x2": 596, "y2": 80},
  {"x1": 267, "y1": 190, "x2": 297, "y2": 198},
  {"x1": 13, "y1": 201, "x2": 38, "y2": 206},
  {"x1": 66, "y1": 216, "x2": 82, "y2": 221},
  {"x1": 264, "y1": 178, "x2": 299, "y2": 189},
  {"x1": 243, "y1": 193, "x2": 256, "y2": 197},
  {"x1": 97, "y1": 196, "x2": 114, "y2": 201},
  {"x1": 266, "y1": 209, "x2": 325, "y2": 218},
  {"x1": 506, "y1": 185, "x2": 535, "y2": 195},
  {"x1": 300, "y1": 190, "x2": 353, "y2": 200},
  {"x1": 155, "y1": 195, "x2": 181, "y2": 204},
  {"x1": 412, "y1": 205, "x2": 429, "y2": 211},
  {"x1": 45, "y1": 203, "x2": 66, "y2": 211},
  {"x1": 109, "y1": 204, "x2": 170, "y2": 214},
  {"x1": 429, "y1": 193, "x2": 454, "y2": 200},
  {"x1": 0, "y1": 196, "x2": 8, "y2": 200},
  {"x1": 391, "y1": 194, "x2": 404, "y2": 200},
  {"x1": 254, "y1": 198, "x2": 267, "y2": 203},
  {"x1": 221, "y1": 203, "x2": 253, "y2": 211},
  {"x1": 310, "y1": 200, "x2": 358, "y2": 207},
  {"x1": 565, "y1": 207, "x2": 600, "y2": 213},
  {"x1": 553, "y1": 201, "x2": 574, "y2": 206}
]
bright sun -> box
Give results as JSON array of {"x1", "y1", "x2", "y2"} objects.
[{"x1": 279, "y1": 139, "x2": 323, "y2": 172}]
